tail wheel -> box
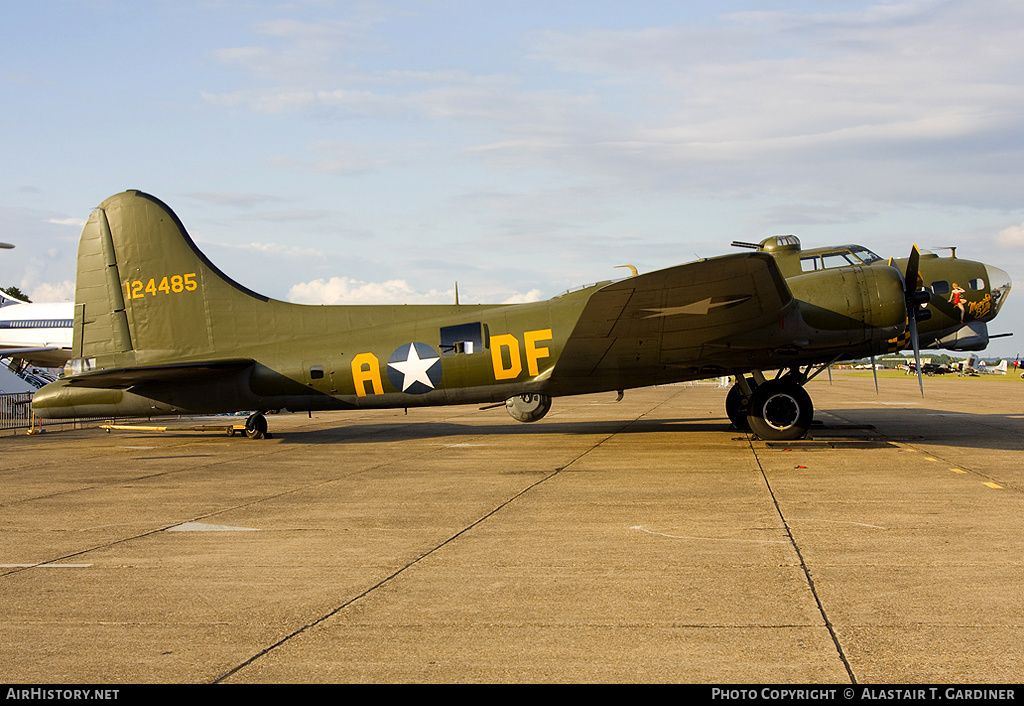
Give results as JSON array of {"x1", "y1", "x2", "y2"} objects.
[
  {"x1": 745, "y1": 381, "x2": 813, "y2": 441},
  {"x1": 245, "y1": 413, "x2": 268, "y2": 440}
]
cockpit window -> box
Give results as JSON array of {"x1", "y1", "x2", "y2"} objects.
[
  {"x1": 801, "y1": 247, "x2": 882, "y2": 273},
  {"x1": 822, "y1": 253, "x2": 857, "y2": 269},
  {"x1": 850, "y1": 248, "x2": 882, "y2": 264}
]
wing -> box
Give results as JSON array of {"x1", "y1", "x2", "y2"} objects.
[{"x1": 550, "y1": 252, "x2": 796, "y2": 389}]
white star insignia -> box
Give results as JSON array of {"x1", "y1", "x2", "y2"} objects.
[{"x1": 388, "y1": 344, "x2": 441, "y2": 392}]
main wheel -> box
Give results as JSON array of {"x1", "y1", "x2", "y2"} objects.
[
  {"x1": 745, "y1": 381, "x2": 813, "y2": 441},
  {"x1": 505, "y1": 393, "x2": 552, "y2": 423},
  {"x1": 245, "y1": 413, "x2": 268, "y2": 440},
  {"x1": 725, "y1": 384, "x2": 751, "y2": 430}
]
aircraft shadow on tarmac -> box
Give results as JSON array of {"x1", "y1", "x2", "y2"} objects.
[
  {"x1": 254, "y1": 406, "x2": 1024, "y2": 451},
  {"x1": 272, "y1": 415, "x2": 729, "y2": 445}
]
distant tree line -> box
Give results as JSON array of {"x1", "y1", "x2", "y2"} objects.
[
  {"x1": 869, "y1": 353, "x2": 962, "y2": 366},
  {"x1": 1, "y1": 286, "x2": 30, "y2": 302}
]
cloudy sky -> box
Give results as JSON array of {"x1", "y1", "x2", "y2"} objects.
[{"x1": 3, "y1": 0, "x2": 1023, "y2": 356}]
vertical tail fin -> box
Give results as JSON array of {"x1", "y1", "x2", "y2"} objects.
[{"x1": 73, "y1": 190, "x2": 270, "y2": 366}]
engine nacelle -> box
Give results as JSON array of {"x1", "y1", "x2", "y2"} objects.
[
  {"x1": 505, "y1": 393, "x2": 552, "y2": 423},
  {"x1": 788, "y1": 265, "x2": 907, "y2": 333}
]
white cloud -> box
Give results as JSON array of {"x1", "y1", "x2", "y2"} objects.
[
  {"x1": 471, "y1": 3, "x2": 1024, "y2": 208},
  {"x1": 996, "y1": 222, "x2": 1024, "y2": 247},
  {"x1": 186, "y1": 193, "x2": 285, "y2": 209},
  {"x1": 202, "y1": 87, "x2": 403, "y2": 117},
  {"x1": 287, "y1": 276, "x2": 545, "y2": 306},
  {"x1": 220, "y1": 241, "x2": 325, "y2": 258},
  {"x1": 211, "y1": 18, "x2": 386, "y2": 84},
  {"x1": 29, "y1": 280, "x2": 74, "y2": 302},
  {"x1": 288, "y1": 277, "x2": 454, "y2": 305},
  {"x1": 47, "y1": 218, "x2": 86, "y2": 227},
  {"x1": 240, "y1": 210, "x2": 328, "y2": 223},
  {"x1": 500, "y1": 289, "x2": 543, "y2": 304},
  {"x1": 272, "y1": 141, "x2": 401, "y2": 176}
]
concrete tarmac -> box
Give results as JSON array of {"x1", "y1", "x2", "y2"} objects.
[{"x1": 1, "y1": 373, "x2": 1022, "y2": 684}]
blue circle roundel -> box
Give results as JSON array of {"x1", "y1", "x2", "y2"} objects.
[{"x1": 386, "y1": 342, "x2": 442, "y2": 394}]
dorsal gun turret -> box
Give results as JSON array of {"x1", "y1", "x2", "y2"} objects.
[{"x1": 731, "y1": 235, "x2": 802, "y2": 253}]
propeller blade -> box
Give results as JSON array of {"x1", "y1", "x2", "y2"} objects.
[
  {"x1": 910, "y1": 315, "x2": 924, "y2": 397},
  {"x1": 903, "y1": 244, "x2": 927, "y2": 397},
  {"x1": 871, "y1": 355, "x2": 878, "y2": 394},
  {"x1": 905, "y1": 244, "x2": 921, "y2": 293}
]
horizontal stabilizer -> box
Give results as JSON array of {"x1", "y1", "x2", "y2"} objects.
[
  {"x1": 62, "y1": 359, "x2": 255, "y2": 389},
  {"x1": 0, "y1": 346, "x2": 60, "y2": 356}
]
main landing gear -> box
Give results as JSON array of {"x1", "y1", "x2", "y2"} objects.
[
  {"x1": 504, "y1": 393, "x2": 552, "y2": 423},
  {"x1": 726, "y1": 367, "x2": 817, "y2": 441}
]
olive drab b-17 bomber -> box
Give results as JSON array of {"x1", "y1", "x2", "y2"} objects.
[{"x1": 31, "y1": 191, "x2": 1012, "y2": 441}]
